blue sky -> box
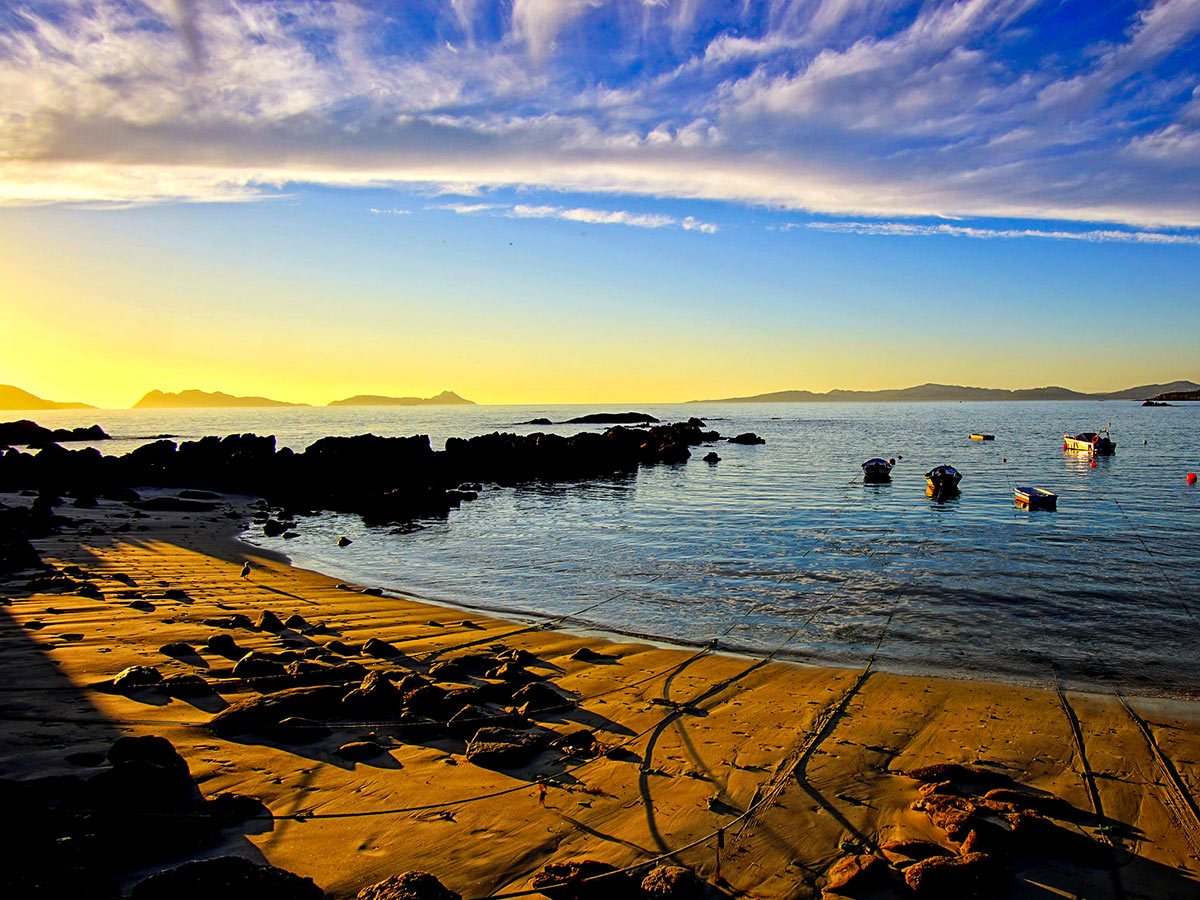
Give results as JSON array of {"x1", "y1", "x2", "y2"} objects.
[{"x1": 0, "y1": 1, "x2": 1198, "y2": 404}]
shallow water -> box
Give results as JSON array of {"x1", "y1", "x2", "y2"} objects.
[{"x1": 24, "y1": 401, "x2": 1200, "y2": 695}]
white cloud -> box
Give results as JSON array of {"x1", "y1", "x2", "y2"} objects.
[
  {"x1": 0, "y1": 0, "x2": 1198, "y2": 227},
  {"x1": 805, "y1": 221, "x2": 1200, "y2": 245}
]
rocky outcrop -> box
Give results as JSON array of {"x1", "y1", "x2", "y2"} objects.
[
  {"x1": 356, "y1": 871, "x2": 462, "y2": 900},
  {"x1": 530, "y1": 860, "x2": 638, "y2": 899},
  {"x1": 129, "y1": 856, "x2": 323, "y2": 899}
]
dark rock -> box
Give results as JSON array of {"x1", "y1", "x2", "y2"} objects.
[
  {"x1": 565, "y1": 412, "x2": 659, "y2": 424},
  {"x1": 132, "y1": 497, "x2": 217, "y2": 512},
  {"x1": 205, "y1": 614, "x2": 254, "y2": 630},
  {"x1": 428, "y1": 661, "x2": 466, "y2": 681},
  {"x1": 913, "y1": 793, "x2": 977, "y2": 841},
  {"x1": 640, "y1": 866, "x2": 705, "y2": 899},
  {"x1": 510, "y1": 682, "x2": 571, "y2": 713},
  {"x1": 209, "y1": 685, "x2": 347, "y2": 736},
  {"x1": 343, "y1": 671, "x2": 404, "y2": 715},
  {"x1": 86, "y1": 735, "x2": 197, "y2": 814},
  {"x1": 401, "y1": 684, "x2": 448, "y2": 716},
  {"x1": 356, "y1": 871, "x2": 461, "y2": 900},
  {"x1": 484, "y1": 662, "x2": 535, "y2": 682},
  {"x1": 285, "y1": 614, "x2": 311, "y2": 631},
  {"x1": 76, "y1": 581, "x2": 104, "y2": 599},
  {"x1": 178, "y1": 489, "x2": 220, "y2": 499},
  {"x1": 447, "y1": 705, "x2": 521, "y2": 738},
  {"x1": 270, "y1": 717, "x2": 332, "y2": 742},
  {"x1": 466, "y1": 726, "x2": 544, "y2": 768},
  {"x1": 702, "y1": 452, "x2": 720, "y2": 463},
  {"x1": 162, "y1": 588, "x2": 188, "y2": 600},
  {"x1": 362, "y1": 587, "x2": 385, "y2": 596},
  {"x1": 363, "y1": 637, "x2": 401, "y2": 658},
  {"x1": 568, "y1": 647, "x2": 605, "y2": 662},
  {"x1": 206, "y1": 633, "x2": 243, "y2": 658},
  {"x1": 530, "y1": 860, "x2": 638, "y2": 899},
  {"x1": 825, "y1": 854, "x2": 889, "y2": 893},
  {"x1": 128, "y1": 856, "x2": 323, "y2": 900},
  {"x1": 336, "y1": 741, "x2": 386, "y2": 760},
  {"x1": 112, "y1": 665, "x2": 163, "y2": 690},
  {"x1": 159, "y1": 641, "x2": 195, "y2": 657},
  {"x1": 903, "y1": 852, "x2": 1001, "y2": 898},
  {"x1": 263, "y1": 519, "x2": 287, "y2": 537},
  {"x1": 128, "y1": 600, "x2": 155, "y2": 612},
  {"x1": 326, "y1": 639, "x2": 361, "y2": 656},
  {"x1": 552, "y1": 729, "x2": 598, "y2": 756},
  {"x1": 727, "y1": 432, "x2": 765, "y2": 445},
  {"x1": 982, "y1": 787, "x2": 1075, "y2": 818},
  {"x1": 256, "y1": 610, "x2": 285, "y2": 632},
  {"x1": 338, "y1": 536, "x2": 353, "y2": 547},
  {"x1": 881, "y1": 839, "x2": 952, "y2": 860},
  {"x1": 233, "y1": 652, "x2": 288, "y2": 679}
]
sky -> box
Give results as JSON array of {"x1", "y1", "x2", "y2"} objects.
[{"x1": 0, "y1": 0, "x2": 1198, "y2": 407}]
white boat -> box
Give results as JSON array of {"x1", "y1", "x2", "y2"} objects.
[{"x1": 1063, "y1": 430, "x2": 1115, "y2": 454}]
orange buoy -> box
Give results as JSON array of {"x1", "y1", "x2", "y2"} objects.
[
  {"x1": 1090, "y1": 460, "x2": 1097, "y2": 468},
  {"x1": 1188, "y1": 473, "x2": 1197, "y2": 486},
  {"x1": 1063, "y1": 442, "x2": 1068, "y2": 450}
]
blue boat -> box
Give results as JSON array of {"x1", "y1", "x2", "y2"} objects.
[
  {"x1": 862, "y1": 458, "x2": 894, "y2": 482},
  {"x1": 1015, "y1": 486, "x2": 1057, "y2": 510}
]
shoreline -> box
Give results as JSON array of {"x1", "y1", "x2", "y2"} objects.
[
  {"x1": 244, "y1": 529, "x2": 1200, "y2": 705},
  {"x1": 3, "y1": 493, "x2": 1200, "y2": 898}
]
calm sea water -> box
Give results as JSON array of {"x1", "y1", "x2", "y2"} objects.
[{"x1": 23, "y1": 402, "x2": 1200, "y2": 696}]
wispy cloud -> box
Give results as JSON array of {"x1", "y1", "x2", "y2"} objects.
[
  {"x1": 0, "y1": 0, "x2": 1198, "y2": 226},
  {"x1": 369, "y1": 208, "x2": 411, "y2": 215},
  {"x1": 806, "y1": 221, "x2": 1200, "y2": 245},
  {"x1": 441, "y1": 200, "x2": 717, "y2": 232}
]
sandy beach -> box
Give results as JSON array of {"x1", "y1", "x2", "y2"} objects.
[{"x1": 3, "y1": 493, "x2": 1200, "y2": 899}]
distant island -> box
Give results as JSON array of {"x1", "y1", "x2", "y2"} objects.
[
  {"x1": 1148, "y1": 389, "x2": 1200, "y2": 401},
  {"x1": 134, "y1": 389, "x2": 309, "y2": 409},
  {"x1": 328, "y1": 391, "x2": 474, "y2": 407},
  {"x1": 0, "y1": 384, "x2": 95, "y2": 410},
  {"x1": 693, "y1": 380, "x2": 1200, "y2": 403}
]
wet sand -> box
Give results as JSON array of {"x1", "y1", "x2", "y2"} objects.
[{"x1": 3, "y1": 493, "x2": 1199, "y2": 899}]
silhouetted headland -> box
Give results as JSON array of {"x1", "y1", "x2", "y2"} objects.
[
  {"x1": 327, "y1": 391, "x2": 474, "y2": 406},
  {"x1": 134, "y1": 390, "x2": 309, "y2": 409},
  {"x1": 0, "y1": 384, "x2": 95, "y2": 411},
  {"x1": 694, "y1": 379, "x2": 1200, "y2": 403}
]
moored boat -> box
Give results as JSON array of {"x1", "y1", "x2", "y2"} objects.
[
  {"x1": 862, "y1": 457, "x2": 894, "y2": 482},
  {"x1": 1063, "y1": 430, "x2": 1116, "y2": 454},
  {"x1": 969, "y1": 433, "x2": 995, "y2": 441},
  {"x1": 925, "y1": 464, "x2": 961, "y2": 495},
  {"x1": 1014, "y1": 486, "x2": 1057, "y2": 510}
]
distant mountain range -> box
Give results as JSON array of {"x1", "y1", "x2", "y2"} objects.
[
  {"x1": 692, "y1": 380, "x2": 1200, "y2": 403},
  {"x1": 133, "y1": 390, "x2": 309, "y2": 409},
  {"x1": 328, "y1": 391, "x2": 475, "y2": 407},
  {"x1": 0, "y1": 384, "x2": 95, "y2": 410}
]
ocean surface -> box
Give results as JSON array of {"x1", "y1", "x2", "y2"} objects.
[{"x1": 22, "y1": 402, "x2": 1200, "y2": 696}]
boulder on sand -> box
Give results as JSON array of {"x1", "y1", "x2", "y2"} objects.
[
  {"x1": 530, "y1": 860, "x2": 637, "y2": 900},
  {"x1": 824, "y1": 854, "x2": 890, "y2": 893},
  {"x1": 357, "y1": 871, "x2": 461, "y2": 900},
  {"x1": 640, "y1": 865, "x2": 705, "y2": 899},
  {"x1": 129, "y1": 856, "x2": 323, "y2": 900},
  {"x1": 465, "y1": 727, "x2": 544, "y2": 768},
  {"x1": 903, "y1": 852, "x2": 1001, "y2": 898},
  {"x1": 208, "y1": 685, "x2": 346, "y2": 736},
  {"x1": 112, "y1": 665, "x2": 163, "y2": 690}
]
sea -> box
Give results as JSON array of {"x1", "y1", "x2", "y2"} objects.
[{"x1": 20, "y1": 402, "x2": 1200, "y2": 697}]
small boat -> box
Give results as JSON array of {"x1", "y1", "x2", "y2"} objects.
[
  {"x1": 1063, "y1": 430, "x2": 1116, "y2": 454},
  {"x1": 969, "y1": 433, "x2": 995, "y2": 441},
  {"x1": 1014, "y1": 486, "x2": 1057, "y2": 510},
  {"x1": 925, "y1": 464, "x2": 962, "y2": 495},
  {"x1": 862, "y1": 457, "x2": 894, "y2": 482}
]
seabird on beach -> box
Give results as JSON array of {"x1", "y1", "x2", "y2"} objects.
[{"x1": 240, "y1": 562, "x2": 251, "y2": 579}]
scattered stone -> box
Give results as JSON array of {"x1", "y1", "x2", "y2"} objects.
[
  {"x1": 162, "y1": 588, "x2": 188, "y2": 600},
  {"x1": 256, "y1": 610, "x2": 285, "y2": 632},
  {"x1": 511, "y1": 681, "x2": 571, "y2": 713},
  {"x1": 336, "y1": 740, "x2": 387, "y2": 760},
  {"x1": 903, "y1": 851, "x2": 1001, "y2": 898},
  {"x1": 465, "y1": 727, "x2": 544, "y2": 768},
  {"x1": 233, "y1": 652, "x2": 288, "y2": 678},
  {"x1": 160, "y1": 674, "x2": 212, "y2": 697},
  {"x1": 362, "y1": 587, "x2": 384, "y2": 596},
  {"x1": 109, "y1": 572, "x2": 137, "y2": 586},
  {"x1": 285, "y1": 613, "x2": 311, "y2": 631},
  {"x1": 356, "y1": 871, "x2": 461, "y2": 900},
  {"x1": 727, "y1": 432, "x2": 765, "y2": 445},
  {"x1": 641, "y1": 865, "x2": 705, "y2": 899},
  {"x1": 128, "y1": 856, "x2": 323, "y2": 900},
  {"x1": 485, "y1": 662, "x2": 535, "y2": 683},
  {"x1": 343, "y1": 671, "x2": 404, "y2": 715},
  {"x1": 881, "y1": 839, "x2": 953, "y2": 860},
  {"x1": 113, "y1": 665, "x2": 163, "y2": 690},
  {"x1": 568, "y1": 647, "x2": 605, "y2": 662},
  {"x1": 76, "y1": 581, "x2": 103, "y2": 599},
  {"x1": 159, "y1": 641, "x2": 195, "y2": 657},
  {"x1": 552, "y1": 729, "x2": 598, "y2": 756},
  {"x1": 208, "y1": 685, "x2": 347, "y2": 737},
  {"x1": 428, "y1": 661, "x2": 466, "y2": 681},
  {"x1": 263, "y1": 519, "x2": 287, "y2": 537},
  {"x1": 326, "y1": 640, "x2": 361, "y2": 656},
  {"x1": 402, "y1": 684, "x2": 448, "y2": 716},
  {"x1": 530, "y1": 860, "x2": 637, "y2": 899},
  {"x1": 363, "y1": 637, "x2": 401, "y2": 658},
  {"x1": 702, "y1": 452, "x2": 720, "y2": 463},
  {"x1": 206, "y1": 633, "x2": 243, "y2": 658},
  {"x1": 205, "y1": 614, "x2": 254, "y2": 630},
  {"x1": 128, "y1": 600, "x2": 155, "y2": 612}
]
